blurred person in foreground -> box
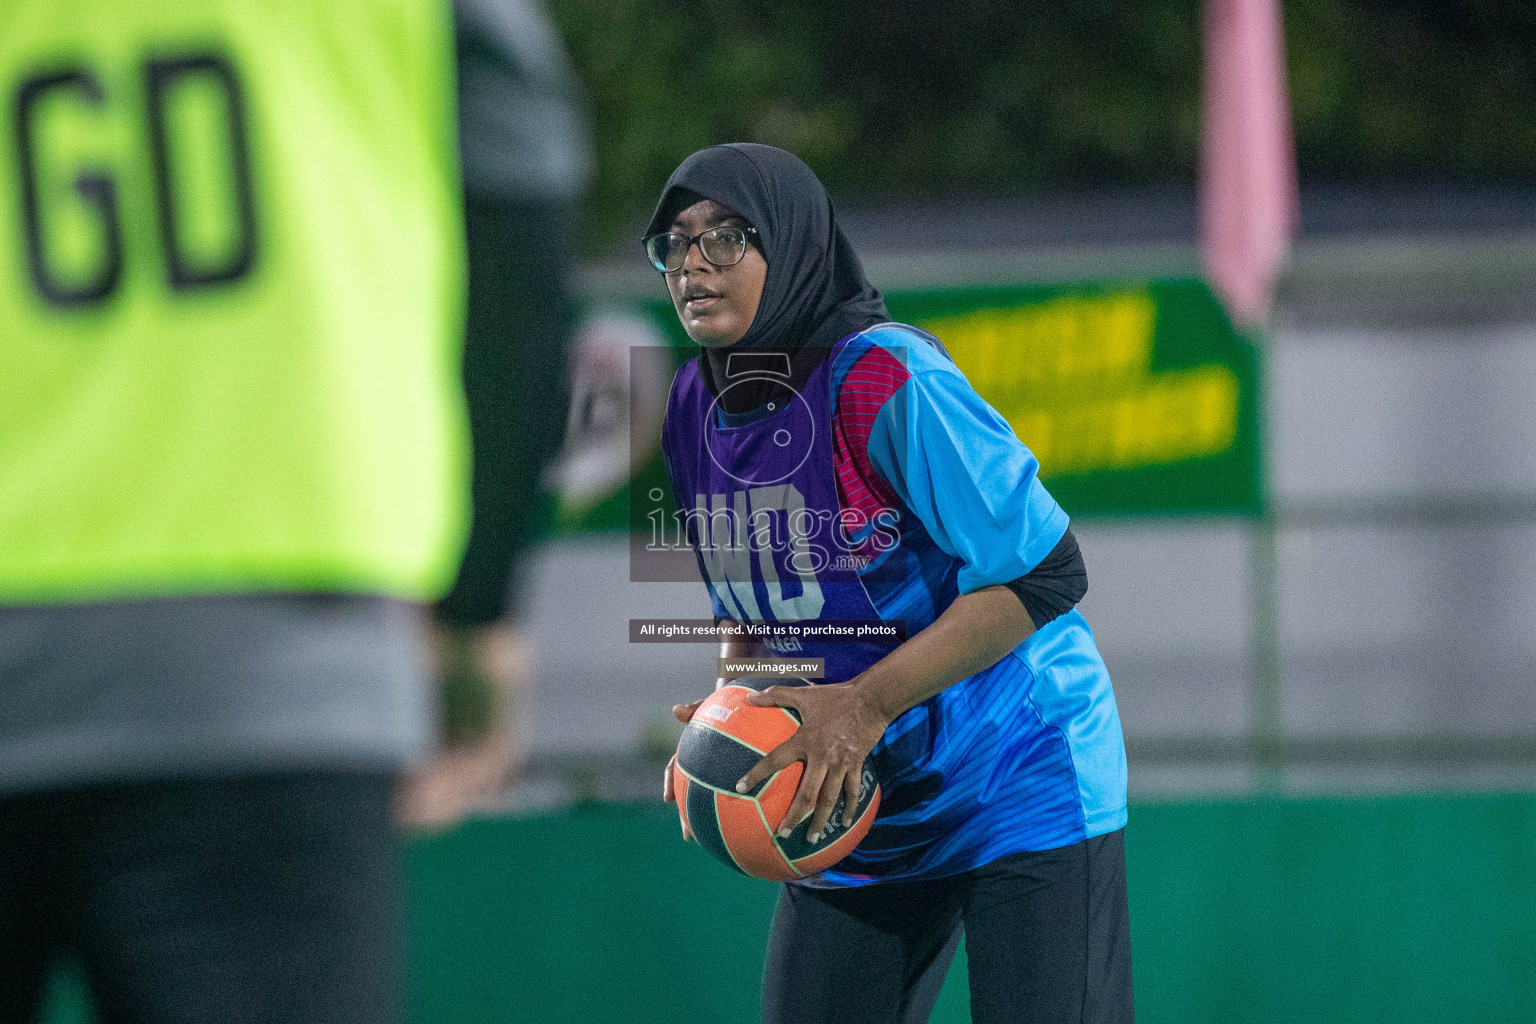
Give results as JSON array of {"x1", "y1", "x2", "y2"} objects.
[
  {"x1": 0, "y1": 0, "x2": 570, "y2": 1019},
  {"x1": 653, "y1": 145, "x2": 1132, "y2": 1024},
  {"x1": 400, "y1": 0, "x2": 592, "y2": 825}
]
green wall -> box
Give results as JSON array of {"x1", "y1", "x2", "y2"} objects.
[{"x1": 43, "y1": 793, "x2": 1536, "y2": 1023}]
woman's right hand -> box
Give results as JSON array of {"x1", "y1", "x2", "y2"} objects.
[{"x1": 663, "y1": 699, "x2": 704, "y2": 840}]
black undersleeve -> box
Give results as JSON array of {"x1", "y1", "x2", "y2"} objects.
[{"x1": 1001, "y1": 527, "x2": 1087, "y2": 630}]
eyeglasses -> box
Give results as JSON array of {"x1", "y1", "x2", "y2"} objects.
[{"x1": 642, "y1": 225, "x2": 759, "y2": 273}]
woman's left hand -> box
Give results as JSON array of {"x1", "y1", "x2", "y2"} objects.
[{"x1": 735, "y1": 680, "x2": 890, "y2": 843}]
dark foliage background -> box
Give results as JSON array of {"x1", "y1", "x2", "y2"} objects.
[{"x1": 546, "y1": 0, "x2": 1536, "y2": 252}]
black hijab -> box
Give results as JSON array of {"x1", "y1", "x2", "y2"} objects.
[{"x1": 646, "y1": 144, "x2": 889, "y2": 413}]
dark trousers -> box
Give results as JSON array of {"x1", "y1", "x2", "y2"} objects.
[
  {"x1": 0, "y1": 770, "x2": 401, "y2": 1024},
  {"x1": 763, "y1": 829, "x2": 1133, "y2": 1024}
]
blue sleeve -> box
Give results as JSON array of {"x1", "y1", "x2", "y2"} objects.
[{"x1": 866, "y1": 367, "x2": 1069, "y2": 594}]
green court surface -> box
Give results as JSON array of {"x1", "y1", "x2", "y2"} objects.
[{"x1": 42, "y1": 792, "x2": 1536, "y2": 1023}]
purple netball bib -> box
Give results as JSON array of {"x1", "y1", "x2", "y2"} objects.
[{"x1": 662, "y1": 339, "x2": 899, "y2": 683}]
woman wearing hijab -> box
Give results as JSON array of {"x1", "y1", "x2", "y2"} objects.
[{"x1": 649, "y1": 144, "x2": 1132, "y2": 1024}]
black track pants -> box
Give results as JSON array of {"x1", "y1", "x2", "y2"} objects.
[
  {"x1": 763, "y1": 829, "x2": 1133, "y2": 1024},
  {"x1": 0, "y1": 771, "x2": 402, "y2": 1024}
]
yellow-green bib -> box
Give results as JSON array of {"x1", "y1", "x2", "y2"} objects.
[{"x1": 0, "y1": 0, "x2": 469, "y2": 603}]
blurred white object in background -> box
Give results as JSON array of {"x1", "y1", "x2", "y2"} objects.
[{"x1": 547, "y1": 310, "x2": 671, "y2": 511}]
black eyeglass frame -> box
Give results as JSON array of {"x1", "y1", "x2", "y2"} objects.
[{"x1": 641, "y1": 225, "x2": 760, "y2": 273}]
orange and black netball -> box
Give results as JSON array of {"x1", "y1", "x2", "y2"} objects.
[{"x1": 672, "y1": 676, "x2": 881, "y2": 882}]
